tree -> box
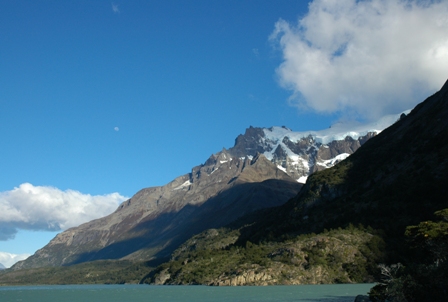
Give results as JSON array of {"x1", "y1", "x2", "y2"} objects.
[
  {"x1": 369, "y1": 208, "x2": 448, "y2": 302},
  {"x1": 405, "y1": 208, "x2": 448, "y2": 266}
]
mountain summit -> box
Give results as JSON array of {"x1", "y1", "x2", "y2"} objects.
[{"x1": 228, "y1": 111, "x2": 407, "y2": 183}]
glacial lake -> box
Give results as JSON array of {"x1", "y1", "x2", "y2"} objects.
[{"x1": 0, "y1": 283, "x2": 374, "y2": 302}]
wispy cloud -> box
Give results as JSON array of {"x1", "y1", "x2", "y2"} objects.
[
  {"x1": 252, "y1": 48, "x2": 259, "y2": 57},
  {"x1": 0, "y1": 183, "x2": 128, "y2": 240},
  {"x1": 0, "y1": 251, "x2": 30, "y2": 268},
  {"x1": 270, "y1": 0, "x2": 448, "y2": 120},
  {"x1": 112, "y1": 3, "x2": 120, "y2": 14}
]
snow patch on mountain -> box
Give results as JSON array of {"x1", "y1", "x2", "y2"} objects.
[
  {"x1": 172, "y1": 180, "x2": 192, "y2": 191},
  {"x1": 298, "y1": 176, "x2": 308, "y2": 184},
  {"x1": 318, "y1": 153, "x2": 351, "y2": 167},
  {"x1": 277, "y1": 165, "x2": 286, "y2": 173}
]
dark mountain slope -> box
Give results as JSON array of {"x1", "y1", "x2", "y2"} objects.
[
  {"x1": 244, "y1": 79, "x2": 448, "y2": 244},
  {"x1": 296, "y1": 79, "x2": 448, "y2": 236}
]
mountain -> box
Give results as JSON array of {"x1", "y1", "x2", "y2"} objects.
[
  {"x1": 12, "y1": 154, "x2": 301, "y2": 270},
  {"x1": 0, "y1": 263, "x2": 5, "y2": 270},
  {"x1": 10, "y1": 110, "x2": 403, "y2": 272},
  {"x1": 147, "y1": 80, "x2": 448, "y2": 286}
]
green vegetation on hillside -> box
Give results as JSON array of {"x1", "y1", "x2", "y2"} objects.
[
  {"x1": 145, "y1": 225, "x2": 385, "y2": 285},
  {"x1": 0, "y1": 260, "x2": 156, "y2": 285},
  {"x1": 369, "y1": 208, "x2": 448, "y2": 302}
]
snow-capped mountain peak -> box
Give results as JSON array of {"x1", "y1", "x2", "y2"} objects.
[{"x1": 228, "y1": 110, "x2": 409, "y2": 183}]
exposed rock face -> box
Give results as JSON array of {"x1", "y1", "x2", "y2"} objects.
[
  {"x1": 228, "y1": 126, "x2": 382, "y2": 183},
  {"x1": 153, "y1": 268, "x2": 171, "y2": 285},
  {"x1": 211, "y1": 269, "x2": 274, "y2": 286},
  {"x1": 13, "y1": 153, "x2": 302, "y2": 270}
]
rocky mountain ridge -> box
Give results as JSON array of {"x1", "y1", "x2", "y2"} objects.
[{"x1": 227, "y1": 111, "x2": 407, "y2": 183}]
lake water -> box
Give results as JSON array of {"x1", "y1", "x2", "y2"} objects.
[{"x1": 0, "y1": 283, "x2": 374, "y2": 302}]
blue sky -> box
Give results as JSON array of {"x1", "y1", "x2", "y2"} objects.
[{"x1": 1, "y1": 0, "x2": 447, "y2": 268}]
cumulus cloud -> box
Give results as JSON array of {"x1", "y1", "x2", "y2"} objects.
[
  {"x1": 270, "y1": 0, "x2": 448, "y2": 120},
  {"x1": 0, "y1": 252, "x2": 30, "y2": 268},
  {"x1": 0, "y1": 183, "x2": 128, "y2": 240}
]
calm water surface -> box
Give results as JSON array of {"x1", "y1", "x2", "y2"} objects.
[{"x1": 0, "y1": 283, "x2": 374, "y2": 302}]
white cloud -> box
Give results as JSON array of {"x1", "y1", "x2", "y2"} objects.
[
  {"x1": 270, "y1": 0, "x2": 448, "y2": 120},
  {"x1": 0, "y1": 183, "x2": 128, "y2": 240},
  {"x1": 252, "y1": 48, "x2": 260, "y2": 57},
  {"x1": 0, "y1": 252, "x2": 30, "y2": 269},
  {"x1": 112, "y1": 3, "x2": 120, "y2": 14}
]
